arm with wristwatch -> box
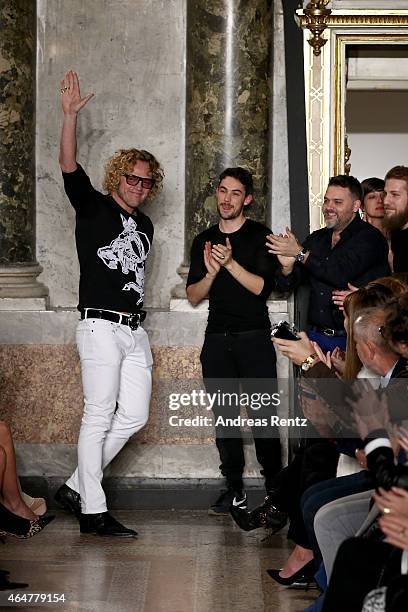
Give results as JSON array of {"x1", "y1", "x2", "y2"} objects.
[
  {"x1": 265, "y1": 227, "x2": 309, "y2": 276},
  {"x1": 271, "y1": 331, "x2": 320, "y2": 372}
]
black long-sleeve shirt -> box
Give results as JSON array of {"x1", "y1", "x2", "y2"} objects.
[
  {"x1": 186, "y1": 219, "x2": 278, "y2": 332},
  {"x1": 276, "y1": 215, "x2": 390, "y2": 329}
]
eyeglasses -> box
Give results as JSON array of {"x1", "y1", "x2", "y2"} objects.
[{"x1": 124, "y1": 174, "x2": 155, "y2": 189}]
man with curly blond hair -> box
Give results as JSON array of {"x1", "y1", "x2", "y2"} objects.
[{"x1": 54, "y1": 71, "x2": 163, "y2": 538}]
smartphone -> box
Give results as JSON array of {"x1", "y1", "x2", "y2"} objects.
[{"x1": 271, "y1": 320, "x2": 301, "y2": 341}]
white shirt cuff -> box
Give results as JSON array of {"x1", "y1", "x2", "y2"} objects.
[
  {"x1": 365, "y1": 438, "x2": 392, "y2": 456},
  {"x1": 401, "y1": 550, "x2": 408, "y2": 575}
]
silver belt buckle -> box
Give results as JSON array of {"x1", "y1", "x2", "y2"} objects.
[
  {"x1": 323, "y1": 328, "x2": 335, "y2": 336},
  {"x1": 128, "y1": 314, "x2": 140, "y2": 330}
]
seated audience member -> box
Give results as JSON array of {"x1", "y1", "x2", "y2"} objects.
[
  {"x1": 361, "y1": 177, "x2": 387, "y2": 236},
  {"x1": 312, "y1": 307, "x2": 407, "y2": 578},
  {"x1": 0, "y1": 420, "x2": 53, "y2": 538},
  {"x1": 231, "y1": 281, "x2": 407, "y2": 592},
  {"x1": 328, "y1": 276, "x2": 406, "y2": 378},
  {"x1": 268, "y1": 175, "x2": 390, "y2": 352},
  {"x1": 323, "y1": 294, "x2": 408, "y2": 612},
  {"x1": 231, "y1": 278, "x2": 404, "y2": 572},
  {"x1": 383, "y1": 166, "x2": 408, "y2": 273},
  {"x1": 382, "y1": 290, "x2": 408, "y2": 359},
  {"x1": 0, "y1": 422, "x2": 54, "y2": 592},
  {"x1": 268, "y1": 293, "x2": 403, "y2": 587},
  {"x1": 322, "y1": 488, "x2": 408, "y2": 612}
]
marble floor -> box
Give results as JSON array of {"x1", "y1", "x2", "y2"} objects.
[{"x1": 0, "y1": 510, "x2": 317, "y2": 612}]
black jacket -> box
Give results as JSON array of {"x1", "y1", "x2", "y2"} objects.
[
  {"x1": 276, "y1": 215, "x2": 390, "y2": 329},
  {"x1": 364, "y1": 358, "x2": 408, "y2": 490}
]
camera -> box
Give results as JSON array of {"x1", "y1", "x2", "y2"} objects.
[{"x1": 271, "y1": 320, "x2": 300, "y2": 341}]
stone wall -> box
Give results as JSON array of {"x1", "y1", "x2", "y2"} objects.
[
  {"x1": 0, "y1": 1, "x2": 292, "y2": 482},
  {"x1": 36, "y1": 0, "x2": 186, "y2": 310}
]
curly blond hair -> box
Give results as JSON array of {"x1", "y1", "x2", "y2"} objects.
[{"x1": 103, "y1": 148, "x2": 164, "y2": 199}]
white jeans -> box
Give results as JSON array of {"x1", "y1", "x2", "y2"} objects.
[{"x1": 66, "y1": 318, "x2": 152, "y2": 514}]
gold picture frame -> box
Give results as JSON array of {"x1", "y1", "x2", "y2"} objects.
[{"x1": 296, "y1": 7, "x2": 408, "y2": 230}]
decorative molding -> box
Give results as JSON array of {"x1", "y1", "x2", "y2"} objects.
[
  {"x1": 344, "y1": 136, "x2": 351, "y2": 176},
  {"x1": 299, "y1": 13, "x2": 408, "y2": 28},
  {"x1": 303, "y1": 1, "x2": 332, "y2": 56},
  {"x1": 303, "y1": 39, "x2": 331, "y2": 230}
]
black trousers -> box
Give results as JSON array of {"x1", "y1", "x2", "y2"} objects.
[
  {"x1": 200, "y1": 329, "x2": 282, "y2": 490},
  {"x1": 322, "y1": 537, "x2": 403, "y2": 612},
  {"x1": 273, "y1": 439, "x2": 339, "y2": 545}
]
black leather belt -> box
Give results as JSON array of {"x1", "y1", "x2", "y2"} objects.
[
  {"x1": 311, "y1": 326, "x2": 346, "y2": 337},
  {"x1": 81, "y1": 308, "x2": 146, "y2": 330}
]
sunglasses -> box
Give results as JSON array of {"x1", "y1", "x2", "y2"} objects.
[{"x1": 124, "y1": 174, "x2": 155, "y2": 189}]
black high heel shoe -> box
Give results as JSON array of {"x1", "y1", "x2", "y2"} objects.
[
  {"x1": 0, "y1": 503, "x2": 55, "y2": 539},
  {"x1": 266, "y1": 559, "x2": 316, "y2": 589},
  {"x1": 230, "y1": 493, "x2": 287, "y2": 533},
  {"x1": 0, "y1": 570, "x2": 29, "y2": 591}
]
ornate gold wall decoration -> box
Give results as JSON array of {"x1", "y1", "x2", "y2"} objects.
[
  {"x1": 296, "y1": 7, "x2": 408, "y2": 231},
  {"x1": 344, "y1": 136, "x2": 351, "y2": 176},
  {"x1": 303, "y1": 1, "x2": 332, "y2": 56}
]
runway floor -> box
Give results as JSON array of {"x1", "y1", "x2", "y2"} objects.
[{"x1": 0, "y1": 510, "x2": 317, "y2": 611}]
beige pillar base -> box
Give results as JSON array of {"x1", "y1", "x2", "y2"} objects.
[{"x1": 0, "y1": 264, "x2": 48, "y2": 310}]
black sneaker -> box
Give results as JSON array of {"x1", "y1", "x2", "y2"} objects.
[{"x1": 208, "y1": 488, "x2": 247, "y2": 516}]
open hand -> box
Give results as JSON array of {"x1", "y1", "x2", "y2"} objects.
[
  {"x1": 211, "y1": 237, "x2": 233, "y2": 267},
  {"x1": 60, "y1": 71, "x2": 94, "y2": 115},
  {"x1": 374, "y1": 487, "x2": 408, "y2": 519},
  {"x1": 331, "y1": 347, "x2": 346, "y2": 375},
  {"x1": 348, "y1": 381, "x2": 390, "y2": 440},
  {"x1": 299, "y1": 380, "x2": 338, "y2": 437},
  {"x1": 397, "y1": 426, "x2": 408, "y2": 453},
  {"x1": 266, "y1": 227, "x2": 303, "y2": 258},
  {"x1": 203, "y1": 241, "x2": 221, "y2": 278},
  {"x1": 379, "y1": 512, "x2": 408, "y2": 550},
  {"x1": 311, "y1": 341, "x2": 332, "y2": 369},
  {"x1": 332, "y1": 283, "x2": 358, "y2": 311}
]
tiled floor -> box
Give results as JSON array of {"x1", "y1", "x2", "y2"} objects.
[{"x1": 0, "y1": 511, "x2": 317, "y2": 611}]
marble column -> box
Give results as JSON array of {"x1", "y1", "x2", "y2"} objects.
[
  {"x1": 184, "y1": 0, "x2": 273, "y2": 261},
  {"x1": 0, "y1": 0, "x2": 47, "y2": 308}
]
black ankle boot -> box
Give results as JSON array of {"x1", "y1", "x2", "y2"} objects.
[
  {"x1": 0, "y1": 503, "x2": 55, "y2": 539},
  {"x1": 230, "y1": 493, "x2": 287, "y2": 532}
]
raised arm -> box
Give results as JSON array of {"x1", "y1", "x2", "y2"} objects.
[{"x1": 59, "y1": 71, "x2": 94, "y2": 173}]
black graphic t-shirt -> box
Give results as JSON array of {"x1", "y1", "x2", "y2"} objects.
[
  {"x1": 186, "y1": 219, "x2": 278, "y2": 332},
  {"x1": 63, "y1": 164, "x2": 154, "y2": 312}
]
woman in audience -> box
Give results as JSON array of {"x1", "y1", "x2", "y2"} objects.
[
  {"x1": 361, "y1": 177, "x2": 387, "y2": 237},
  {"x1": 0, "y1": 420, "x2": 53, "y2": 538}
]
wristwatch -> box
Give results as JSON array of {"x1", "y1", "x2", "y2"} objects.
[
  {"x1": 295, "y1": 248, "x2": 307, "y2": 263},
  {"x1": 300, "y1": 353, "x2": 317, "y2": 372}
]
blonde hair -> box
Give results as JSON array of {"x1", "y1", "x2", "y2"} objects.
[{"x1": 103, "y1": 148, "x2": 164, "y2": 199}]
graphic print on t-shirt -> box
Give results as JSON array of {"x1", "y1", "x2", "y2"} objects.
[{"x1": 97, "y1": 214, "x2": 151, "y2": 305}]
